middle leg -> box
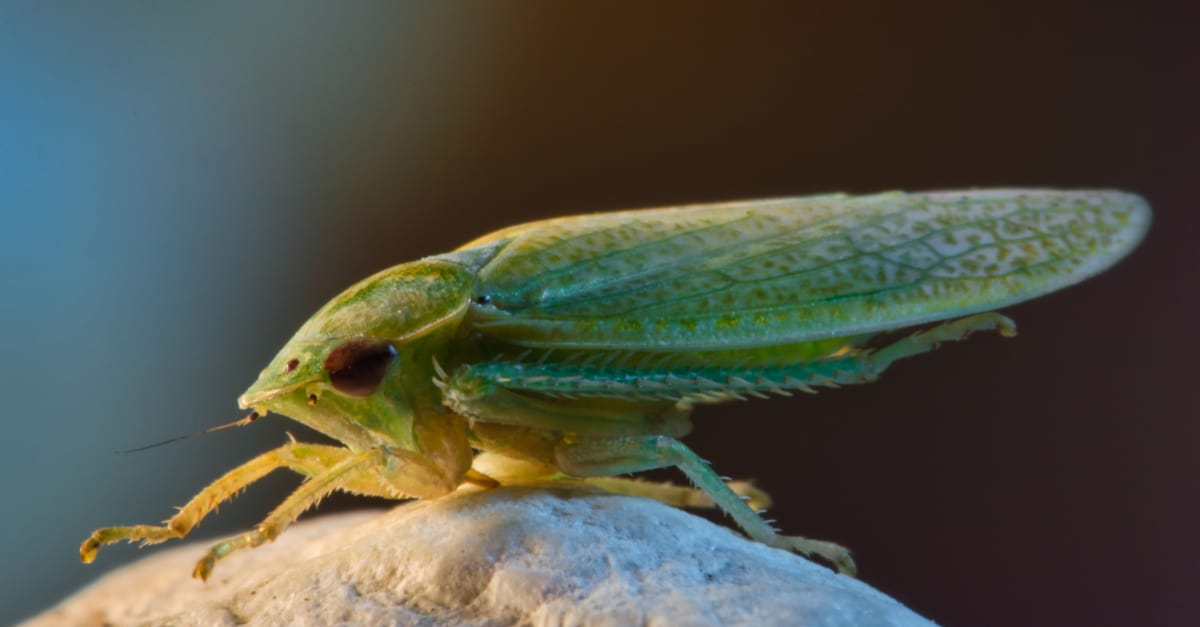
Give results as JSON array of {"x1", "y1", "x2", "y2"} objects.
[{"x1": 470, "y1": 450, "x2": 771, "y2": 511}]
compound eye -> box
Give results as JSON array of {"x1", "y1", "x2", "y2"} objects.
[{"x1": 323, "y1": 341, "x2": 397, "y2": 397}]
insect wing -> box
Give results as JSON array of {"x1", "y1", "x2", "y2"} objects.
[{"x1": 463, "y1": 190, "x2": 1150, "y2": 350}]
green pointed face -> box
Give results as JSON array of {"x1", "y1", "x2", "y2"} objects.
[{"x1": 237, "y1": 259, "x2": 474, "y2": 449}]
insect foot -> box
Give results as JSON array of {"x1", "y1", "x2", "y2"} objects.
[
  {"x1": 80, "y1": 525, "x2": 182, "y2": 564},
  {"x1": 769, "y1": 535, "x2": 858, "y2": 577}
]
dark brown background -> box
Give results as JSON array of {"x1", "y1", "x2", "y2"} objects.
[{"x1": 3, "y1": 3, "x2": 1196, "y2": 625}]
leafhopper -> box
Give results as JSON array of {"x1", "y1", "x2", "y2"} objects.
[{"x1": 82, "y1": 189, "x2": 1149, "y2": 579}]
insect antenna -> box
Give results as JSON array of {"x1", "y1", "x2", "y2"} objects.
[{"x1": 118, "y1": 410, "x2": 268, "y2": 454}]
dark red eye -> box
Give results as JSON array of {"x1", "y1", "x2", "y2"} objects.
[{"x1": 323, "y1": 341, "x2": 397, "y2": 397}]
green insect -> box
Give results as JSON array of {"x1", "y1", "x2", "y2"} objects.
[{"x1": 81, "y1": 189, "x2": 1149, "y2": 580}]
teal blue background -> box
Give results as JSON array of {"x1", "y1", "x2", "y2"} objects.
[{"x1": 2, "y1": 3, "x2": 1194, "y2": 625}]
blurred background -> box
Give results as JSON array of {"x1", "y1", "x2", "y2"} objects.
[{"x1": 1, "y1": 2, "x2": 1195, "y2": 625}]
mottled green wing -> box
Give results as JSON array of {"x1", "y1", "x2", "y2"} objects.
[{"x1": 456, "y1": 190, "x2": 1149, "y2": 350}]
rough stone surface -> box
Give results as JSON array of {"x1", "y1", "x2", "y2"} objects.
[{"x1": 30, "y1": 488, "x2": 934, "y2": 626}]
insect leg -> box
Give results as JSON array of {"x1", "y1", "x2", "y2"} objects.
[
  {"x1": 869, "y1": 312, "x2": 1017, "y2": 372},
  {"x1": 555, "y1": 436, "x2": 856, "y2": 575},
  {"x1": 80, "y1": 442, "x2": 365, "y2": 564},
  {"x1": 582, "y1": 476, "x2": 773, "y2": 511},
  {"x1": 470, "y1": 450, "x2": 771, "y2": 510},
  {"x1": 192, "y1": 449, "x2": 380, "y2": 581}
]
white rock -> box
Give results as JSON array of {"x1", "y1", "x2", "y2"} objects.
[{"x1": 30, "y1": 488, "x2": 934, "y2": 626}]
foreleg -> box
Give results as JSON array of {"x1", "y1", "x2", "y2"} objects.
[
  {"x1": 80, "y1": 441, "x2": 360, "y2": 564},
  {"x1": 192, "y1": 449, "x2": 379, "y2": 580}
]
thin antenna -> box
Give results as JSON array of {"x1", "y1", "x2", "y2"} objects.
[{"x1": 118, "y1": 410, "x2": 268, "y2": 454}]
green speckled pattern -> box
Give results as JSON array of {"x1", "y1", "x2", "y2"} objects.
[{"x1": 464, "y1": 190, "x2": 1150, "y2": 350}]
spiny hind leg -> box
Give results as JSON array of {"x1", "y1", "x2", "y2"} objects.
[
  {"x1": 470, "y1": 450, "x2": 772, "y2": 511},
  {"x1": 193, "y1": 449, "x2": 380, "y2": 580},
  {"x1": 554, "y1": 436, "x2": 855, "y2": 576},
  {"x1": 81, "y1": 442, "x2": 376, "y2": 564},
  {"x1": 869, "y1": 312, "x2": 1017, "y2": 372}
]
